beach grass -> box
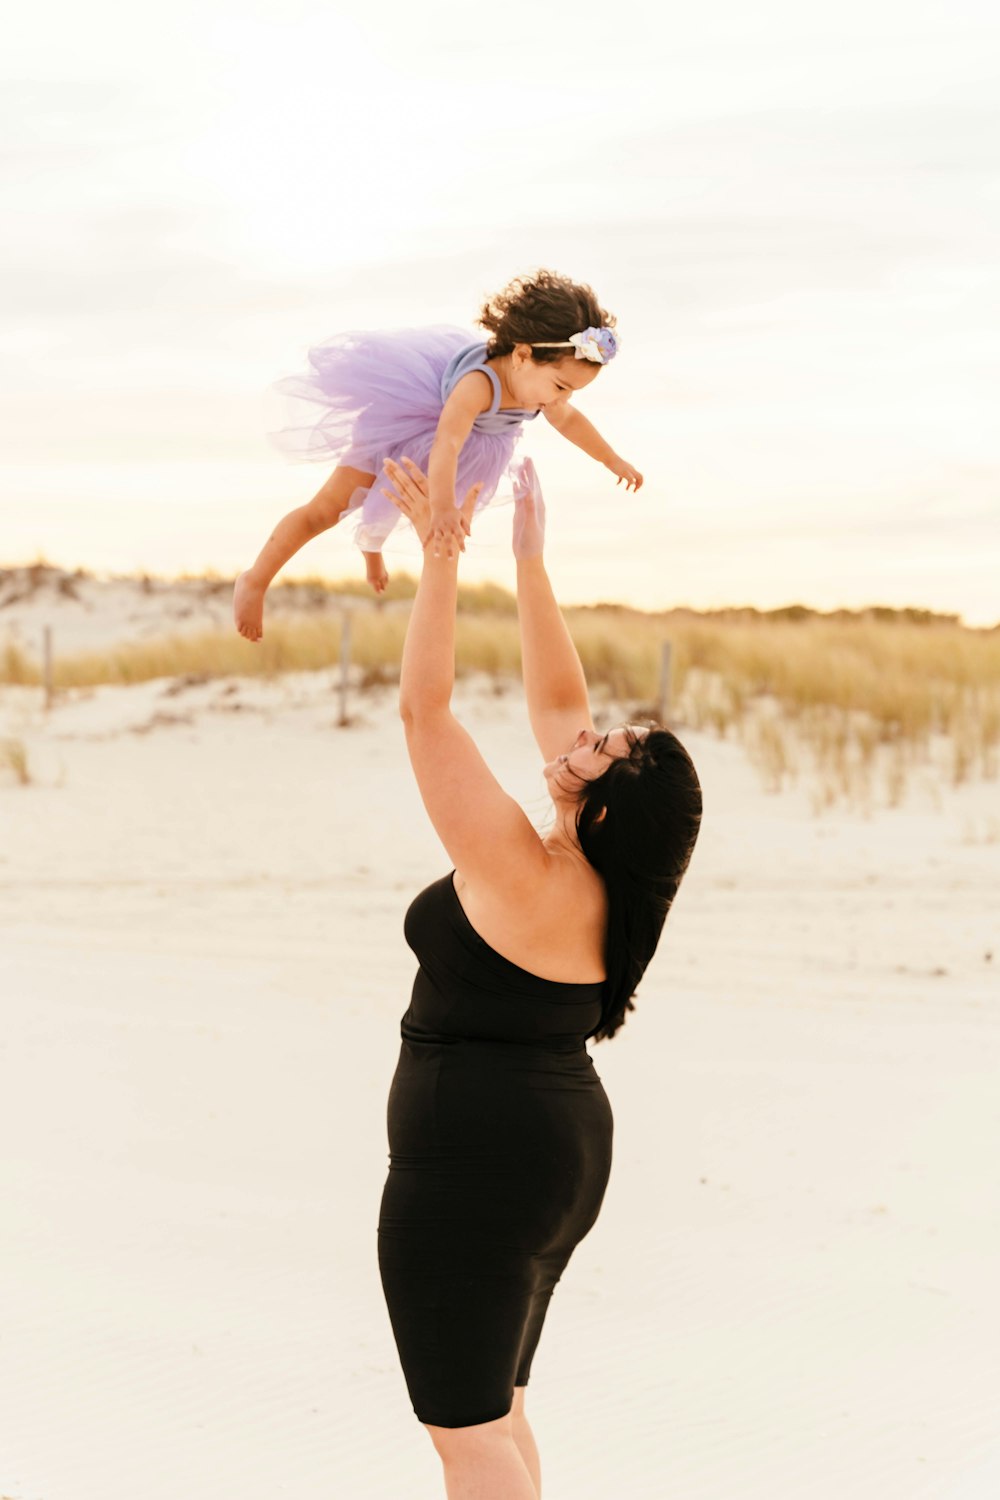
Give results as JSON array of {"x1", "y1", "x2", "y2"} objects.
[
  {"x1": 0, "y1": 737, "x2": 31, "y2": 785},
  {"x1": 3, "y1": 570, "x2": 998, "y2": 809}
]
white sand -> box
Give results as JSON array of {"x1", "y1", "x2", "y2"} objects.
[{"x1": 2, "y1": 581, "x2": 999, "y2": 1499}]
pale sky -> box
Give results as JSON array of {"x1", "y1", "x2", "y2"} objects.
[{"x1": 2, "y1": 0, "x2": 999, "y2": 622}]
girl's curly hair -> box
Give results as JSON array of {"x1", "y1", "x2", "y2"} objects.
[{"x1": 477, "y1": 268, "x2": 616, "y2": 364}]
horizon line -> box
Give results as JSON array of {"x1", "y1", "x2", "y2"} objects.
[{"x1": 2, "y1": 557, "x2": 995, "y2": 631}]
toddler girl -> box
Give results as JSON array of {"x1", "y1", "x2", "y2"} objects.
[{"x1": 234, "y1": 268, "x2": 642, "y2": 641}]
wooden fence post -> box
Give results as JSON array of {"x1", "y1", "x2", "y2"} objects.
[
  {"x1": 657, "y1": 639, "x2": 672, "y2": 725},
  {"x1": 338, "y1": 605, "x2": 351, "y2": 726},
  {"x1": 43, "y1": 625, "x2": 53, "y2": 711}
]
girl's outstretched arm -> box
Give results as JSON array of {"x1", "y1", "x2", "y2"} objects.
[{"x1": 544, "y1": 404, "x2": 644, "y2": 491}]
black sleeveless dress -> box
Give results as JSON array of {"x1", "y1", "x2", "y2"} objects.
[{"x1": 377, "y1": 871, "x2": 614, "y2": 1428}]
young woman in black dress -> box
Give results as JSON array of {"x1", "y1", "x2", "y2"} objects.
[{"x1": 377, "y1": 454, "x2": 702, "y2": 1500}]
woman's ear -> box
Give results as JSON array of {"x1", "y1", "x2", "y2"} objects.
[{"x1": 592, "y1": 805, "x2": 607, "y2": 825}]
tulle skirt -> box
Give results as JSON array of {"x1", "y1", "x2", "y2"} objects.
[{"x1": 263, "y1": 324, "x2": 527, "y2": 552}]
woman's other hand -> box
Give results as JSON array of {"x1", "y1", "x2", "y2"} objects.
[
  {"x1": 382, "y1": 457, "x2": 481, "y2": 553},
  {"x1": 511, "y1": 457, "x2": 546, "y2": 560}
]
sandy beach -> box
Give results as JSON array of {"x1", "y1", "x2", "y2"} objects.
[{"x1": 2, "y1": 577, "x2": 999, "y2": 1500}]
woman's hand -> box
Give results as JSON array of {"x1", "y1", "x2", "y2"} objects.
[
  {"x1": 511, "y1": 457, "x2": 546, "y2": 560},
  {"x1": 382, "y1": 457, "x2": 481, "y2": 554}
]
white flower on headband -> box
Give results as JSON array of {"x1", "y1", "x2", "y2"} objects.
[
  {"x1": 567, "y1": 327, "x2": 619, "y2": 364},
  {"x1": 529, "y1": 327, "x2": 620, "y2": 362}
]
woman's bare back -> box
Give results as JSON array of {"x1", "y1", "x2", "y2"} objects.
[{"x1": 452, "y1": 852, "x2": 608, "y2": 984}]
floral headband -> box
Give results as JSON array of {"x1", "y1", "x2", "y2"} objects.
[{"x1": 529, "y1": 326, "x2": 620, "y2": 364}]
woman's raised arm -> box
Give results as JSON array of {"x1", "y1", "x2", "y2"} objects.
[
  {"x1": 512, "y1": 459, "x2": 595, "y2": 763},
  {"x1": 380, "y1": 457, "x2": 550, "y2": 895}
]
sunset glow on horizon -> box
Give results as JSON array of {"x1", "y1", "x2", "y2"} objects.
[{"x1": 3, "y1": 0, "x2": 999, "y2": 624}]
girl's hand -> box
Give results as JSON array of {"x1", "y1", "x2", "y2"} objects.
[
  {"x1": 427, "y1": 506, "x2": 470, "y2": 561},
  {"x1": 511, "y1": 457, "x2": 546, "y2": 560},
  {"x1": 605, "y1": 454, "x2": 644, "y2": 492},
  {"x1": 382, "y1": 457, "x2": 481, "y2": 553}
]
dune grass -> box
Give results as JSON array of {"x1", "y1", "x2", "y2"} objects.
[
  {"x1": 0, "y1": 737, "x2": 30, "y2": 785},
  {"x1": 3, "y1": 572, "x2": 998, "y2": 810}
]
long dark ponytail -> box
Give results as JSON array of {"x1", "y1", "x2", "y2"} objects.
[{"x1": 572, "y1": 726, "x2": 702, "y2": 1042}]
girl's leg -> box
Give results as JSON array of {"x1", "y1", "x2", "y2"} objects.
[
  {"x1": 510, "y1": 1387, "x2": 542, "y2": 1496},
  {"x1": 234, "y1": 465, "x2": 375, "y2": 639},
  {"x1": 424, "y1": 1410, "x2": 539, "y2": 1500}
]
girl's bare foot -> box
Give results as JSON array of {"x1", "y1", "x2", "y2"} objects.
[
  {"x1": 363, "y1": 550, "x2": 389, "y2": 595},
  {"x1": 233, "y1": 569, "x2": 266, "y2": 641}
]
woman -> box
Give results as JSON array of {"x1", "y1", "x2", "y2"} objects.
[{"x1": 377, "y1": 454, "x2": 702, "y2": 1500}]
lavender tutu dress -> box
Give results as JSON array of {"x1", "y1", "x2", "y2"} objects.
[{"x1": 264, "y1": 324, "x2": 540, "y2": 553}]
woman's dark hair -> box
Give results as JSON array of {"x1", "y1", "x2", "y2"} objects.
[
  {"x1": 570, "y1": 726, "x2": 702, "y2": 1043},
  {"x1": 477, "y1": 268, "x2": 616, "y2": 364}
]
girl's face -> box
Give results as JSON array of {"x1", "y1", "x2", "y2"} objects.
[
  {"x1": 508, "y1": 346, "x2": 600, "y2": 411},
  {"x1": 542, "y1": 724, "x2": 647, "y2": 800}
]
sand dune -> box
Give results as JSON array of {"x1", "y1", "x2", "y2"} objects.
[
  {"x1": 2, "y1": 611, "x2": 999, "y2": 1497},
  {"x1": 0, "y1": 563, "x2": 363, "y2": 662}
]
